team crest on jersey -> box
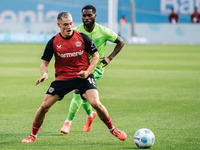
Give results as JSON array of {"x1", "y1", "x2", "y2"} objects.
[
  {"x1": 75, "y1": 41, "x2": 82, "y2": 47},
  {"x1": 94, "y1": 38, "x2": 100, "y2": 44},
  {"x1": 57, "y1": 45, "x2": 62, "y2": 49}
]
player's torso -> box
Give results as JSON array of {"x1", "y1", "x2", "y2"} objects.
[
  {"x1": 53, "y1": 32, "x2": 89, "y2": 80},
  {"x1": 53, "y1": 33, "x2": 85, "y2": 58},
  {"x1": 75, "y1": 24, "x2": 107, "y2": 58}
]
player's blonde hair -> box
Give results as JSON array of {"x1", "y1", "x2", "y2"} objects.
[{"x1": 57, "y1": 11, "x2": 72, "y2": 21}]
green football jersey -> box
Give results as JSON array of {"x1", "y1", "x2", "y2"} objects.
[{"x1": 74, "y1": 23, "x2": 118, "y2": 75}]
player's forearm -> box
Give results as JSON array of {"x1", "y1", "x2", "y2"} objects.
[
  {"x1": 108, "y1": 36, "x2": 124, "y2": 60},
  {"x1": 86, "y1": 52, "x2": 99, "y2": 74},
  {"x1": 40, "y1": 60, "x2": 49, "y2": 76}
]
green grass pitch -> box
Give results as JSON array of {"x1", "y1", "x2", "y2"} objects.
[{"x1": 0, "y1": 43, "x2": 200, "y2": 150}]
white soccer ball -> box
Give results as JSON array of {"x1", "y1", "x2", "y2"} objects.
[{"x1": 134, "y1": 128, "x2": 155, "y2": 148}]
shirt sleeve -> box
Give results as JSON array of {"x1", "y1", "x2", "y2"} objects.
[
  {"x1": 41, "y1": 36, "x2": 55, "y2": 61},
  {"x1": 103, "y1": 26, "x2": 118, "y2": 43},
  {"x1": 80, "y1": 33, "x2": 97, "y2": 55}
]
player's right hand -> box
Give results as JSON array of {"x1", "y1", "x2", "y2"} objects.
[
  {"x1": 77, "y1": 70, "x2": 90, "y2": 79},
  {"x1": 100, "y1": 57, "x2": 112, "y2": 67},
  {"x1": 36, "y1": 75, "x2": 48, "y2": 86}
]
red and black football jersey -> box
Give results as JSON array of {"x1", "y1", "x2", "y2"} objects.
[{"x1": 41, "y1": 30, "x2": 97, "y2": 81}]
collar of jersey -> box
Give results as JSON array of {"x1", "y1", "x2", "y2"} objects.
[
  {"x1": 59, "y1": 30, "x2": 75, "y2": 39},
  {"x1": 82, "y1": 23, "x2": 96, "y2": 33}
]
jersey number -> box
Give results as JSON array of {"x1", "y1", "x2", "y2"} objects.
[{"x1": 87, "y1": 77, "x2": 95, "y2": 85}]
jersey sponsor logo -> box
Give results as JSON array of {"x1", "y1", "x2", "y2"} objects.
[
  {"x1": 57, "y1": 50, "x2": 84, "y2": 58},
  {"x1": 75, "y1": 41, "x2": 82, "y2": 47},
  {"x1": 57, "y1": 45, "x2": 62, "y2": 49}
]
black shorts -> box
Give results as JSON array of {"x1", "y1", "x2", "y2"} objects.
[{"x1": 46, "y1": 74, "x2": 97, "y2": 100}]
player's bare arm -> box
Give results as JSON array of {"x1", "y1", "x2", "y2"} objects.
[
  {"x1": 36, "y1": 60, "x2": 49, "y2": 85},
  {"x1": 77, "y1": 51, "x2": 99, "y2": 79},
  {"x1": 100, "y1": 36, "x2": 124, "y2": 67}
]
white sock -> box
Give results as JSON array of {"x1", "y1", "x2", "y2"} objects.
[
  {"x1": 64, "y1": 119, "x2": 72, "y2": 125},
  {"x1": 87, "y1": 112, "x2": 93, "y2": 118},
  {"x1": 109, "y1": 127, "x2": 115, "y2": 132},
  {"x1": 31, "y1": 133, "x2": 37, "y2": 138}
]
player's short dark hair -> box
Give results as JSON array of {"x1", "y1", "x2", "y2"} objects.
[
  {"x1": 82, "y1": 5, "x2": 96, "y2": 13},
  {"x1": 57, "y1": 11, "x2": 72, "y2": 21}
]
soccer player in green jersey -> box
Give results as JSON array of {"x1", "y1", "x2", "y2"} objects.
[{"x1": 60, "y1": 5, "x2": 125, "y2": 136}]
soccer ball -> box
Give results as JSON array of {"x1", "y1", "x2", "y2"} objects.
[{"x1": 134, "y1": 128, "x2": 155, "y2": 148}]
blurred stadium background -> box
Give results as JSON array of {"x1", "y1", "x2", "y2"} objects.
[{"x1": 0, "y1": 0, "x2": 200, "y2": 44}]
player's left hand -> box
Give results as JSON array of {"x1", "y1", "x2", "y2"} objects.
[
  {"x1": 100, "y1": 57, "x2": 111, "y2": 67},
  {"x1": 77, "y1": 71, "x2": 90, "y2": 79}
]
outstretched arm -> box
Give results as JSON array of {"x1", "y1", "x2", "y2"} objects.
[
  {"x1": 36, "y1": 60, "x2": 49, "y2": 85},
  {"x1": 100, "y1": 36, "x2": 124, "y2": 67},
  {"x1": 77, "y1": 51, "x2": 99, "y2": 79}
]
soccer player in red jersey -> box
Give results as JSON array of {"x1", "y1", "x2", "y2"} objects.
[
  {"x1": 21, "y1": 11, "x2": 126, "y2": 143},
  {"x1": 191, "y1": 7, "x2": 200, "y2": 23}
]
